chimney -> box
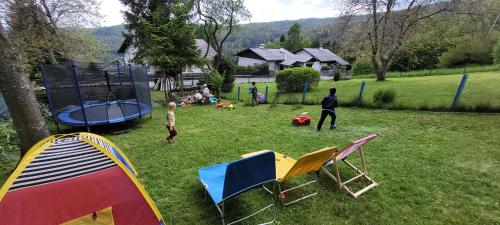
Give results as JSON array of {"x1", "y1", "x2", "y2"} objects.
[
  {"x1": 280, "y1": 48, "x2": 286, "y2": 60},
  {"x1": 259, "y1": 44, "x2": 265, "y2": 49}
]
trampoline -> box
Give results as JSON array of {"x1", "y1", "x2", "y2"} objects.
[{"x1": 41, "y1": 61, "x2": 152, "y2": 131}]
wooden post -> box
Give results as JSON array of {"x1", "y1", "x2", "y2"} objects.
[
  {"x1": 162, "y1": 73, "x2": 168, "y2": 103},
  {"x1": 359, "y1": 146, "x2": 368, "y2": 175},
  {"x1": 333, "y1": 161, "x2": 342, "y2": 189}
]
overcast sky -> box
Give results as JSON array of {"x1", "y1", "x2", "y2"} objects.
[{"x1": 100, "y1": 0, "x2": 340, "y2": 27}]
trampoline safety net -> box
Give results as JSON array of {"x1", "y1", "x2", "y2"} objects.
[{"x1": 41, "y1": 61, "x2": 152, "y2": 127}]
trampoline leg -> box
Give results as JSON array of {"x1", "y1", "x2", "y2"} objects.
[
  {"x1": 86, "y1": 126, "x2": 91, "y2": 133},
  {"x1": 55, "y1": 123, "x2": 61, "y2": 134}
]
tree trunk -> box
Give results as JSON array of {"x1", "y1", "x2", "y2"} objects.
[
  {"x1": 179, "y1": 71, "x2": 184, "y2": 97},
  {"x1": 162, "y1": 72, "x2": 168, "y2": 103},
  {"x1": 0, "y1": 27, "x2": 50, "y2": 156},
  {"x1": 376, "y1": 66, "x2": 386, "y2": 81}
]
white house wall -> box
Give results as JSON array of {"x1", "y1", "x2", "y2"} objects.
[
  {"x1": 237, "y1": 57, "x2": 266, "y2": 66},
  {"x1": 312, "y1": 61, "x2": 321, "y2": 71}
]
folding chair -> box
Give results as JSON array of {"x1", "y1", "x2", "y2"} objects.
[
  {"x1": 198, "y1": 151, "x2": 276, "y2": 225},
  {"x1": 242, "y1": 147, "x2": 337, "y2": 205},
  {"x1": 321, "y1": 134, "x2": 378, "y2": 198}
]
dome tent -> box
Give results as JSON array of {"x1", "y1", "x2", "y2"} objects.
[{"x1": 0, "y1": 133, "x2": 164, "y2": 225}]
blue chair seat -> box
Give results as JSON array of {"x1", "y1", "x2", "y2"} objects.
[{"x1": 199, "y1": 163, "x2": 229, "y2": 204}]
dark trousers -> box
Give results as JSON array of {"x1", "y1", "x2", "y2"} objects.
[
  {"x1": 317, "y1": 110, "x2": 336, "y2": 130},
  {"x1": 252, "y1": 94, "x2": 258, "y2": 106},
  {"x1": 167, "y1": 126, "x2": 177, "y2": 140}
]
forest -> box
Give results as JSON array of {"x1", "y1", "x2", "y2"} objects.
[{"x1": 91, "y1": 0, "x2": 499, "y2": 77}]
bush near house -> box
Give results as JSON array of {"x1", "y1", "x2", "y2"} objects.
[
  {"x1": 217, "y1": 56, "x2": 236, "y2": 92},
  {"x1": 207, "y1": 70, "x2": 223, "y2": 95},
  {"x1": 276, "y1": 67, "x2": 320, "y2": 92},
  {"x1": 352, "y1": 58, "x2": 375, "y2": 75},
  {"x1": 236, "y1": 63, "x2": 269, "y2": 75}
]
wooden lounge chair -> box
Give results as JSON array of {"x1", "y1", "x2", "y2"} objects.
[
  {"x1": 242, "y1": 147, "x2": 337, "y2": 205},
  {"x1": 322, "y1": 134, "x2": 378, "y2": 198}
]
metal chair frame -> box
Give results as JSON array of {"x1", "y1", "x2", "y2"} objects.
[{"x1": 203, "y1": 181, "x2": 277, "y2": 225}]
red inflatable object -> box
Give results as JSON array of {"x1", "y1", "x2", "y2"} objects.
[{"x1": 292, "y1": 115, "x2": 311, "y2": 125}]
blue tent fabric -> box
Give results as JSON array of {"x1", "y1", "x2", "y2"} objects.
[{"x1": 198, "y1": 151, "x2": 276, "y2": 205}]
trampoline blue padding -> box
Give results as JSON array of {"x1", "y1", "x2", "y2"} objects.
[{"x1": 56, "y1": 100, "x2": 152, "y2": 126}]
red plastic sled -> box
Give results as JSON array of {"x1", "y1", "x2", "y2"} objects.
[
  {"x1": 292, "y1": 115, "x2": 311, "y2": 125},
  {"x1": 216, "y1": 102, "x2": 232, "y2": 108}
]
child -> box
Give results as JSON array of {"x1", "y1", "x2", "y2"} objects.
[
  {"x1": 317, "y1": 88, "x2": 338, "y2": 131},
  {"x1": 251, "y1": 82, "x2": 258, "y2": 106},
  {"x1": 166, "y1": 102, "x2": 177, "y2": 143}
]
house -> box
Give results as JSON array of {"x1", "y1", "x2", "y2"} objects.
[
  {"x1": 236, "y1": 46, "x2": 313, "y2": 75},
  {"x1": 235, "y1": 45, "x2": 349, "y2": 75},
  {"x1": 117, "y1": 38, "x2": 216, "y2": 76},
  {"x1": 295, "y1": 47, "x2": 350, "y2": 70}
]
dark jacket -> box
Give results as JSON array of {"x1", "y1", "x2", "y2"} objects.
[
  {"x1": 321, "y1": 96, "x2": 338, "y2": 111},
  {"x1": 251, "y1": 86, "x2": 258, "y2": 96}
]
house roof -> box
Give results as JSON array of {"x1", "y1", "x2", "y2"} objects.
[
  {"x1": 297, "y1": 48, "x2": 350, "y2": 66},
  {"x1": 236, "y1": 48, "x2": 291, "y2": 61},
  {"x1": 117, "y1": 36, "x2": 132, "y2": 54},
  {"x1": 280, "y1": 54, "x2": 313, "y2": 66},
  {"x1": 236, "y1": 48, "x2": 313, "y2": 65},
  {"x1": 195, "y1": 39, "x2": 217, "y2": 60},
  {"x1": 117, "y1": 38, "x2": 217, "y2": 59}
]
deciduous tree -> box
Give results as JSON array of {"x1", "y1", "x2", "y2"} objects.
[
  {"x1": 341, "y1": 0, "x2": 457, "y2": 80},
  {"x1": 195, "y1": 0, "x2": 251, "y2": 71},
  {"x1": 0, "y1": 20, "x2": 50, "y2": 156}
]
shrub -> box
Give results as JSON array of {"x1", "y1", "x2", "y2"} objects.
[
  {"x1": 373, "y1": 89, "x2": 396, "y2": 104},
  {"x1": 352, "y1": 59, "x2": 375, "y2": 75},
  {"x1": 333, "y1": 70, "x2": 341, "y2": 81},
  {"x1": 494, "y1": 39, "x2": 500, "y2": 65},
  {"x1": 275, "y1": 67, "x2": 320, "y2": 92},
  {"x1": 236, "y1": 63, "x2": 269, "y2": 75},
  {"x1": 439, "y1": 38, "x2": 494, "y2": 67},
  {"x1": 0, "y1": 121, "x2": 19, "y2": 161},
  {"x1": 207, "y1": 70, "x2": 223, "y2": 95},
  {"x1": 217, "y1": 56, "x2": 236, "y2": 92}
]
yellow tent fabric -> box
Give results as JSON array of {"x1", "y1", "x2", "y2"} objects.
[{"x1": 63, "y1": 207, "x2": 115, "y2": 225}]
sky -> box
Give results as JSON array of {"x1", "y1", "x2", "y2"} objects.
[{"x1": 99, "y1": 0, "x2": 341, "y2": 27}]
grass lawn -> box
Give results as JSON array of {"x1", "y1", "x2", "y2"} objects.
[
  {"x1": 1, "y1": 91, "x2": 500, "y2": 224},
  {"x1": 226, "y1": 71, "x2": 500, "y2": 110}
]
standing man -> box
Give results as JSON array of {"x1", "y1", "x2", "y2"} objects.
[{"x1": 317, "y1": 88, "x2": 338, "y2": 131}]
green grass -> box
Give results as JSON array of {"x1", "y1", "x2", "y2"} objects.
[
  {"x1": 226, "y1": 71, "x2": 500, "y2": 111},
  {"x1": 354, "y1": 64, "x2": 500, "y2": 78},
  {"x1": 1, "y1": 92, "x2": 500, "y2": 224}
]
